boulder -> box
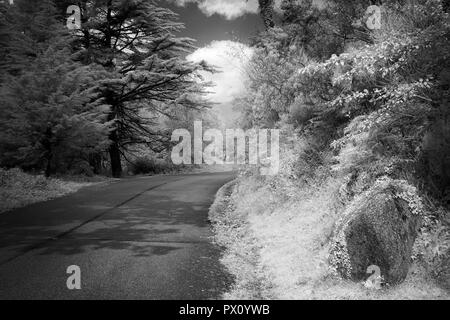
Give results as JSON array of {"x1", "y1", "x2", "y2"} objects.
[{"x1": 330, "y1": 181, "x2": 421, "y2": 284}]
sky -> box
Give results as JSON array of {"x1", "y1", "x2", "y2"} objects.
[
  {"x1": 160, "y1": 0, "x2": 271, "y2": 127},
  {"x1": 162, "y1": 0, "x2": 265, "y2": 47},
  {"x1": 158, "y1": 1, "x2": 326, "y2": 126}
]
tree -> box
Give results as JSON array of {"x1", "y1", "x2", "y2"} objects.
[
  {"x1": 0, "y1": 47, "x2": 111, "y2": 177},
  {"x1": 0, "y1": 0, "x2": 62, "y2": 81},
  {"x1": 63, "y1": 0, "x2": 212, "y2": 177},
  {"x1": 0, "y1": 0, "x2": 111, "y2": 176}
]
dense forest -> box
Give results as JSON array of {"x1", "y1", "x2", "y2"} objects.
[
  {"x1": 0, "y1": 0, "x2": 213, "y2": 178},
  {"x1": 0, "y1": 0, "x2": 449, "y2": 297}
]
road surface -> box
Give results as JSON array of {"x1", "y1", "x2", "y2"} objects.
[{"x1": 0, "y1": 172, "x2": 235, "y2": 299}]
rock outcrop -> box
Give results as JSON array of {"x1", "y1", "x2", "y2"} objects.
[{"x1": 330, "y1": 178, "x2": 422, "y2": 284}]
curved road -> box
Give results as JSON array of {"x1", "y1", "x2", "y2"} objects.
[{"x1": 0, "y1": 172, "x2": 235, "y2": 299}]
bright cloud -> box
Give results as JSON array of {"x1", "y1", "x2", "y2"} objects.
[
  {"x1": 169, "y1": 0, "x2": 284, "y2": 20},
  {"x1": 187, "y1": 40, "x2": 253, "y2": 125},
  {"x1": 187, "y1": 40, "x2": 252, "y2": 104}
]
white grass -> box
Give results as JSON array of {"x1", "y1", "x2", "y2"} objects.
[
  {"x1": 210, "y1": 174, "x2": 450, "y2": 300},
  {"x1": 0, "y1": 168, "x2": 97, "y2": 213}
]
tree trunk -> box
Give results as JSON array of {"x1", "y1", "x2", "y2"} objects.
[
  {"x1": 43, "y1": 126, "x2": 53, "y2": 177},
  {"x1": 109, "y1": 144, "x2": 122, "y2": 178},
  {"x1": 45, "y1": 154, "x2": 52, "y2": 178},
  {"x1": 105, "y1": 1, "x2": 121, "y2": 178},
  {"x1": 109, "y1": 130, "x2": 122, "y2": 178},
  {"x1": 89, "y1": 153, "x2": 102, "y2": 175}
]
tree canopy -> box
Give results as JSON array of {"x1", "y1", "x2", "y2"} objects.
[{"x1": 0, "y1": 0, "x2": 213, "y2": 177}]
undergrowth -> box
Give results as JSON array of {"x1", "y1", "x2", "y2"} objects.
[
  {"x1": 210, "y1": 169, "x2": 450, "y2": 299},
  {"x1": 0, "y1": 168, "x2": 96, "y2": 213}
]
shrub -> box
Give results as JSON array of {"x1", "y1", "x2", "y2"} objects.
[{"x1": 130, "y1": 157, "x2": 175, "y2": 175}]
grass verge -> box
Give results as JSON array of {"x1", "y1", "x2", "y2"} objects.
[
  {"x1": 209, "y1": 180, "x2": 274, "y2": 299},
  {"x1": 209, "y1": 174, "x2": 450, "y2": 300},
  {"x1": 0, "y1": 168, "x2": 107, "y2": 213}
]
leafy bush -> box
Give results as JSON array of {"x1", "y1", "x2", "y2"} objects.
[
  {"x1": 413, "y1": 205, "x2": 450, "y2": 290},
  {"x1": 227, "y1": 0, "x2": 450, "y2": 296},
  {"x1": 130, "y1": 157, "x2": 176, "y2": 175}
]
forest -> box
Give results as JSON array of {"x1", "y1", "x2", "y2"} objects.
[{"x1": 0, "y1": 0, "x2": 449, "y2": 298}]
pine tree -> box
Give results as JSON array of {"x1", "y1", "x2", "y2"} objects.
[
  {"x1": 0, "y1": 0, "x2": 111, "y2": 176},
  {"x1": 0, "y1": 0, "x2": 64, "y2": 80},
  {"x1": 64, "y1": 0, "x2": 212, "y2": 177},
  {"x1": 0, "y1": 41, "x2": 111, "y2": 176}
]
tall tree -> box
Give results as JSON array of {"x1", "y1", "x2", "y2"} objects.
[
  {"x1": 0, "y1": 0, "x2": 111, "y2": 176},
  {"x1": 0, "y1": 0, "x2": 62, "y2": 81},
  {"x1": 64, "y1": 0, "x2": 212, "y2": 177}
]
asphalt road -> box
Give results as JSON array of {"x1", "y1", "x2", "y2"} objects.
[{"x1": 0, "y1": 172, "x2": 235, "y2": 299}]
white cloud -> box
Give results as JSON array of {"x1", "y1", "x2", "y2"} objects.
[
  {"x1": 187, "y1": 40, "x2": 252, "y2": 104},
  {"x1": 169, "y1": 0, "x2": 326, "y2": 20},
  {"x1": 169, "y1": 0, "x2": 281, "y2": 20},
  {"x1": 198, "y1": 0, "x2": 258, "y2": 20},
  {"x1": 187, "y1": 40, "x2": 253, "y2": 125}
]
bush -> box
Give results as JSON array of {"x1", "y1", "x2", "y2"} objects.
[
  {"x1": 69, "y1": 161, "x2": 95, "y2": 177},
  {"x1": 288, "y1": 97, "x2": 316, "y2": 126},
  {"x1": 130, "y1": 157, "x2": 175, "y2": 175}
]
